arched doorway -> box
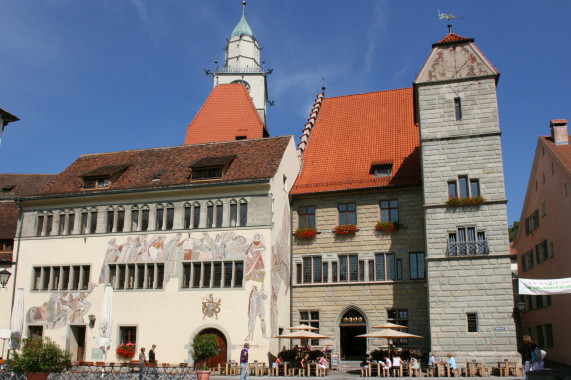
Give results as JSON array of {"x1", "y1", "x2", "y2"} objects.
[
  {"x1": 339, "y1": 309, "x2": 367, "y2": 360},
  {"x1": 196, "y1": 328, "x2": 227, "y2": 369}
]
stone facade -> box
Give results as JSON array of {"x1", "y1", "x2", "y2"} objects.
[
  {"x1": 415, "y1": 38, "x2": 519, "y2": 363},
  {"x1": 292, "y1": 187, "x2": 429, "y2": 357}
]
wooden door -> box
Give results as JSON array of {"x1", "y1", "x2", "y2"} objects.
[{"x1": 199, "y1": 328, "x2": 227, "y2": 369}]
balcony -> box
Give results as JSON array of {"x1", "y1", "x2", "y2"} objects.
[
  {"x1": 214, "y1": 67, "x2": 265, "y2": 74},
  {"x1": 447, "y1": 240, "x2": 489, "y2": 256}
]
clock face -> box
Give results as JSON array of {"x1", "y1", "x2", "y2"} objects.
[
  {"x1": 231, "y1": 79, "x2": 251, "y2": 93},
  {"x1": 421, "y1": 45, "x2": 493, "y2": 82}
]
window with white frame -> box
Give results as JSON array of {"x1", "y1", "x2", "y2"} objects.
[
  {"x1": 130, "y1": 205, "x2": 149, "y2": 232},
  {"x1": 239, "y1": 198, "x2": 248, "y2": 226},
  {"x1": 79, "y1": 208, "x2": 98, "y2": 234},
  {"x1": 108, "y1": 262, "x2": 164, "y2": 290},
  {"x1": 182, "y1": 260, "x2": 244, "y2": 289},
  {"x1": 155, "y1": 203, "x2": 174, "y2": 231},
  {"x1": 215, "y1": 200, "x2": 223, "y2": 228}
]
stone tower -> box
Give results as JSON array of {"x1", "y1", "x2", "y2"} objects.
[
  {"x1": 414, "y1": 32, "x2": 519, "y2": 362},
  {"x1": 214, "y1": 1, "x2": 268, "y2": 125}
]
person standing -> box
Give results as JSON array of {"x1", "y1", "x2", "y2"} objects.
[
  {"x1": 447, "y1": 353, "x2": 456, "y2": 377},
  {"x1": 149, "y1": 344, "x2": 158, "y2": 379},
  {"x1": 240, "y1": 343, "x2": 249, "y2": 380},
  {"x1": 139, "y1": 347, "x2": 146, "y2": 380}
]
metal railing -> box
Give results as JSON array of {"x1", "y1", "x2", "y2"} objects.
[
  {"x1": 447, "y1": 240, "x2": 489, "y2": 256},
  {"x1": 214, "y1": 67, "x2": 264, "y2": 74}
]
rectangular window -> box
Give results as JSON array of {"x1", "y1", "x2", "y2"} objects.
[
  {"x1": 107, "y1": 211, "x2": 115, "y2": 233},
  {"x1": 212, "y1": 262, "x2": 222, "y2": 288},
  {"x1": 387, "y1": 309, "x2": 409, "y2": 345},
  {"x1": 131, "y1": 210, "x2": 139, "y2": 231},
  {"x1": 36, "y1": 215, "x2": 44, "y2": 236},
  {"x1": 61, "y1": 267, "x2": 70, "y2": 290},
  {"x1": 332, "y1": 262, "x2": 338, "y2": 283},
  {"x1": 303, "y1": 257, "x2": 311, "y2": 284},
  {"x1": 458, "y1": 176, "x2": 469, "y2": 199},
  {"x1": 234, "y1": 262, "x2": 243, "y2": 287},
  {"x1": 375, "y1": 253, "x2": 385, "y2": 281},
  {"x1": 536, "y1": 325, "x2": 545, "y2": 348},
  {"x1": 81, "y1": 212, "x2": 89, "y2": 234},
  {"x1": 386, "y1": 253, "x2": 395, "y2": 280},
  {"x1": 82, "y1": 265, "x2": 90, "y2": 290},
  {"x1": 28, "y1": 326, "x2": 43, "y2": 339},
  {"x1": 349, "y1": 255, "x2": 359, "y2": 281},
  {"x1": 409, "y1": 252, "x2": 425, "y2": 280},
  {"x1": 299, "y1": 310, "x2": 320, "y2": 345},
  {"x1": 184, "y1": 206, "x2": 192, "y2": 229},
  {"x1": 165, "y1": 207, "x2": 174, "y2": 230},
  {"x1": 467, "y1": 313, "x2": 478, "y2": 332},
  {"x1": 296, "y1": 263, "x2": 302, "y2": 285},
  {"x1": 224, "y1": 262, "x2": 233, "y2": 288},
  {"x1": 448, "y1": 181, "x2": 458, "y2": 199},
  {"x1": 338, "y1": 203, "x2": 356, "y2": 225},
  {"x1": 119, "y1": 326, "x2": 137, "y2": 345},
  {"x1": 191, "y1": 167, "x2": 223, "y2": 180},
  {"x1": 156, "y1": 208, "x2": 164, "y2": 230},
  {"x1": 67, "y1": 213, "x2": 75, "y2": 235},
  {"x1": 32, "y1": 265, "x2": 90, "y2": 291},
  {"x1": 136, "y1": 264, "x2": 145, "y2": 289},
  {"x1": 117, "y1": 210, "x2": 125, "y2": 232},
  {"x1": 216, "y1": 204, "x2": 223, "y2": 227},
  {"x1": 454, "y1": 97, "x2": 462, "y2": 121},
  {"x1": 89, "y1": 211, "x2": 97, "y2": 234},
  {"x1": 339, "y1": 255, "x2": 348, "y2": 282},
  {"x1": 203, "y1": 262, "x2": 211, "y2": 288},
  {"x1": 380, "y1": 200, "x2": 399, "y2": 222},
  {"x1": 141, "y1": 209, "x2": 149, "y2": 231},
  {"x1": 322, "y1": 262, "x2": 328, "y2": 283},
  {"x1": 127, "y1": 264, "x2": 135, "y2": 289},
  {"x1": 239, "y1": 203, "x2": 248, "y2": 226},
  {"x1": 541, "y1": 200, "x2": 547, "y2": 217},
  {"x1": 470, "y1": 179, "x2": 480, "y2": 197},
  {"x1": 544, "y1": 324, "x2": 554, "y2": 347},
  {"x1": 230, "y1": 203, "x2": 237, "y2": 227},
  {"x1": 368, "y1": 260, "x2": 375, "y2": 281},
  {"x1": 182, "y1": 264, "x2": 191, "y2": 289},
  {"x1": 58, "y1": 215, "x2": 65, "y2": 235},
  {"x1": 51, "y1": 267, "x2": 60, "y2": 290},
  {"x1": 45, "y1": 215, "x2": 53, "y2": 236},
  {"x1": 298, "y1": 206, "x2": 316, "y2": 228},
  {"x1": 71, "y1": 266, "x2": 81, "y2": 290},
  {"x1": 207, "y1": 205, "x2": 214, "y2": 228},
  {"x1": 193, "y1": 205, "x2": 200, "y2": 229}
]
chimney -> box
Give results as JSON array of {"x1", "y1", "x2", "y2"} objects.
[{"x1": 550, "y1": 119, "x2": 568, "y2": 146}]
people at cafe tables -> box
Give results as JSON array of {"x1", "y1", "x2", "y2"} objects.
[
  {"x1": 383, "y1": 356, "x2": 392, "y2": 369},
  {"x1": 324, "y1": 345, "x2": 332, "y2": 355},
  {"x1": 392, "y1": 353, "x2": 402, "y2": 374},
  {"x1": 428, "y1": 352, "x2": 436, "y2": 368},
  {"x1": 410, "y1": 356, "x2": 420, "y2": 371},
  {"x1": 447, "y1": 353, "x2": 457, "y2": 376},
  {"x1": 272, "y1": 355, "x2": 283, "y2": 369},
  {"x1": 318, "y1": 354, "x2": 329, "y2": 370},
  {"x1": 300, "y1": 353, "x2": 310, "y2": 371},
  {"x1": 361, "y1": 354, "x2": 371, "y2": 369}
]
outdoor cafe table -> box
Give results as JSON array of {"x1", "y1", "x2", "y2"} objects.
[
  {"x1": 497, "y1": 361, "x2": 518, "y2": 377},
  {"x1": 249, "y1": 362, "x2": 268, "y2": 376},
  {"x1": 466, "y1": 361, "x2": 487, "y2": 377},
  {"x1": 219, "y1": 361, "x2": 240, "y2": 376},
  {"x1": 272, "y1": 362, "x2": 288, "y2": 376},
  {"x1": 436, "y1": 362, "x2": 451, "y2": 377}
]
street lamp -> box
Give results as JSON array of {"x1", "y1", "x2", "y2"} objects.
[
  {"x1": 0, "y1": 269, "x2": 11, "y2": 288},
  {"x1": 517, "y1": 301, "x2": 527, "y2": 313},
  {"x1": 88, "y1": 314, "x2": 96, "y2": 329}
]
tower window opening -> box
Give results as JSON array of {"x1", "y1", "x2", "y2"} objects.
[{"x1": 454, "y1": 97, "x2": 462, "y2": 121}]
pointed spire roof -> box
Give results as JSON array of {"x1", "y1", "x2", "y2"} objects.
[
  {"x1": 436, "y1": 32, "x2": 471, "y2": 44},
  {"x1": 184, "y1": 83, "x2": 268, "y2": 145},
  {"x1": 230, "y1": 1, "x2": 256, "y2": 41}
]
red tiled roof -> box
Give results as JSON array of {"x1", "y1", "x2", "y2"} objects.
[
  {"x1": 0, "y1": 174, "x2": 55, "y2": 239},
  {"x1": 437, "y1": 32, "x2": 470, "y2": 44},
  {"x1": 291, "y1": 88, "x2": 420, "y2": 195},
  {"x1": 32, "y1": 136, "x2": 292, "y2": 197},
  {"x1": 184, "y1": 83, "x2": 269, "y2": 145},
  {"x1": 541, "y1": 135, "x2": 571, "y2": 175}
]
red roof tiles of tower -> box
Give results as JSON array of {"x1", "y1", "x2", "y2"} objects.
[
  {"x1": 184, "y1": 83, "x2": 268, "y2": 145},
  {"x1": 437, "y1": 32, "x2": 470, "y2": 44},
  {"x1": 291, "y1": 88, "x2": 420, "y2": 196}
]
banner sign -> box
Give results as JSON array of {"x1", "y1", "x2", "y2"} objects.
[{"x1": 519, "y1": 277, "x2": 571, "y2": 295}]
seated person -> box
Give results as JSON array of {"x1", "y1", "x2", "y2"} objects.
[
  {"x1": 324, "y1": 346, "x2": 332, "y2": 355},
  {"x1": 384, "y1": 356, "x2": 392, "y2": 369},
  {"x1": 272, "y1": 355, "x2": 283, "y2": 369},
  {"x1": 318, "y1": 355, "x2": 329, "y2": 370},
  {"x1": 428, "y1": 353, "x2": 436, "y2": 367},
  {"x1": 392, "y1": 355, "x2": 402, "y2": 369},
  {"x1": 361, "y1": 354, "x2": 371, "y2": 369},
  {"x1": 411, "y1": 357, "x2": 420, "y2": 371},
  {"x1": 300, "y1": 353, "x2": 309, "y2": 369}
]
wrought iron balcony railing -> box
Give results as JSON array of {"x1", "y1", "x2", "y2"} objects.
[{"x1": 447, "y1": 240, "x2": 489, "y2": 256}]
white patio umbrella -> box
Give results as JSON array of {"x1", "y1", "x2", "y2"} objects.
[
  {"x1": 96, "y1": 284, "x2": 114, "y2": 363},
  {"x1": 9, "y1": 288, "x2": 24, "y2": 351},
  {"x1": 286, "y1": 324, "x2": 318, "y2": 331},
  {"x1": 357, "y1": 328, "x2": 423, "y2": 353},
  {"x1": 370, "y1": 322, "x2": 408, "y2": 330},
  {"x1": 0, "y1": 328, "x2": 11, "y2": 358},
  {"x1": 273, "y1": 330, "x2": 332, "y2": 347}
]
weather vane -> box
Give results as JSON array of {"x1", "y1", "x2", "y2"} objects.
[{"x1": 438, "y1": 10, "x2": 464, "y2": 34}]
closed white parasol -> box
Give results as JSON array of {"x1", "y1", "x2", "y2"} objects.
[
  {"x1": 9, "y1": 288, "x2": 24, "y2": 350},
  {"x1": 96, "y1": 284, "x2": 114, "y2": 361}
]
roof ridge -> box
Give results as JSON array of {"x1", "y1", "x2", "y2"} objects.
[
  {"x1": 79, "y1": 135, "x2": 292, "y2": 158},
  {"x1": 325, "y1": 87, "x2": 412, "y2": 101}
]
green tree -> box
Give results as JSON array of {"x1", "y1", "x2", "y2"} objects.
[{"x1": 509, "y1": 221, "x2": 519, "y2": 242}]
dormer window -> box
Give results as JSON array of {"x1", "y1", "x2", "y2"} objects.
[
  {"x1": 2, "y1": 186, "x2": 15, "y2": 193},
  {"x1": 191, "y1": 167, "x2": 223, "y2": 180},
  {"x1": 370, "y1": 164, "x2": 392, "y2": 178},
  {"x1": 152, "y1": 172, "x2": 163, "y2": 182},
  {"x1": 83, "y1": 176, "x2": 110, "y2": 189}
]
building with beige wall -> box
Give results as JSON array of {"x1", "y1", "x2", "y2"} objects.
[
  {"x1": 513, "y1": 119, "x2": 570, "y2": 365},
  {"x1": 11, "y1": 136, "x2": 299, "y2": 365}
]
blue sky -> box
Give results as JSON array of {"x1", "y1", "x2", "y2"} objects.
[{"x1": 0, "y1": 1, "x2": 569, "y2": 224}]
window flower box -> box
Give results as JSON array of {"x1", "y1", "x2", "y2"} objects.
[
  {"x1": 116, "y1": 342, "x2": 136, "y2": 360},
  {"x1": 333, "y1": 224, "x2": 359, "y2": 236},
  {"x1": 375, "y1": 221, "x2": 404, "y2": 232},
  {"x1": 446, "y1": 196, "x2": 485, "y2": 207},
  {"x1": 295, "y1": 227, "x2": 319, "y2": 239}
]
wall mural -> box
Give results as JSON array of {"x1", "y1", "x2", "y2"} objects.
[
  {"x1": 270, "y1": 207, "x2": 291, "y2": 337},
  {"x1": 27, "y1": 287, "x2": 94, "y2": 329}
]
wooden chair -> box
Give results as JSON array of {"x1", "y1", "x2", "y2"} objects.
[
  {"x1": 425, "y1": 366, "x2": 437, "y2": 377},
  {"x1": 392, "y1": 364, "x2": 403, "y2": 377}
]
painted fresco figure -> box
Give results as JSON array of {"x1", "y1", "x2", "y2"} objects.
[
  {"x1": 245, "y1": 285, "x2": 268, "y2": 341},
  {"x1": 245, "y1": 234, "x2": 265, "y2": 282}
]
